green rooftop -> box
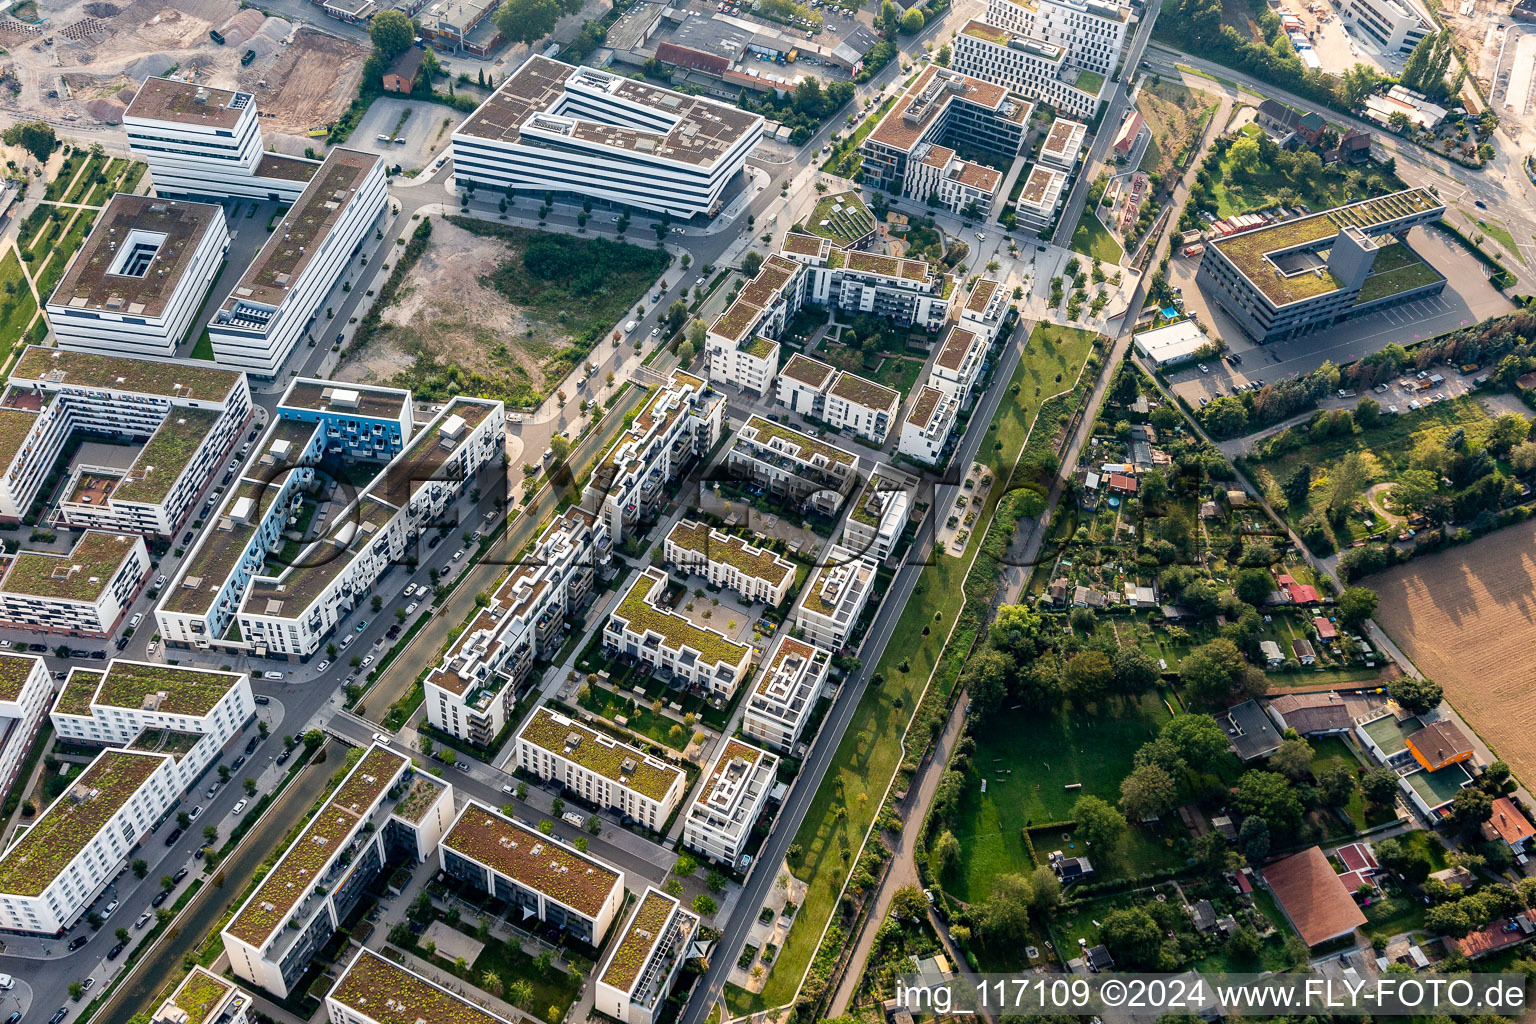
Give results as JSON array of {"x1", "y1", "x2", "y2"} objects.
[
  {"x1": 1, "y1": 531, "x2": 140, "y2": 602},
  {"x1": 1404, "y1": 761, "x2": 1473, "y2": 809},
  {"x1": 54, "y1": 670, "x2": 103, "y2": 716},
  {"x1": 828, "y1": 370, "x2": 898, "y2": 412},
  {"x1": 742, "y1": 415, "x2": 857, "y2": 468},
  {"x1": 113, "y1": 407, "x2": 221, "y2": 505},
  {"x1": 602, "y1": 890, "x2": 678, "y2": 990},
  {"x1": 391, "y1": 774, "x2": 445, "y2": 824},
  {"x1": 94, "y1": 661, "x2": 241, "y2": 717},
  {"x1": 12, "y1": 346, "x2": 241, "y2": 402},
  {"x1": 0, "y1": 652, "x2": 39, "y2": 702},
  {"x1": 609, "y1": 571, "x2": 752, "y2": 674},
  {"x1": 444, "y1": 801, "x2": 623, "y2": 917},
  {"x1": 330, "y1": 949, "x2": 507, "y2": 1024},
  {"x1": 808, "y1": 191, "x2": 877, "y2": 247},
  {"x1": 521, "y1": 704, "x2": 685, "y2": 803},
  {"x1": 667, "y1": 519, "x2": 792, "y2": 587},
  {"x1": 167, "y1": 968, "x2": 235, "y2": 1024}
]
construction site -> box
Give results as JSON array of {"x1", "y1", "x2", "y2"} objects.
[{"x1": 0, "y1": 0, "x2": 367, "y2": 143}]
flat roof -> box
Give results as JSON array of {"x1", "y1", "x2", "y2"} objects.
[
  {"x1": 800, "y1": 545, "x2": 875, "y2": 617},
  {"x1": 443, "y1": 800, "x2": 621, "y2": 918},
  {"x1": 0, "y1": 530, "x2": 139, "y2": 602},
  {"x1": 1042, "y1": 117, "x2": 1086, "y2": 159},
  {"x1": 281, "y1": 379, "x2": 410, "y2": 421},
  {"x1": 163, "y1": 968, "x2": 241, "y2": 1024},
  {"x1": 781, "y1": 352, "x2": 834, "y2": 388},
  {"x1": 0, "y1": 652, "x2": 40, "y2": 702},
  {"x1": 114, "y1": 406, "x2": 223, "y2": 505},
  {"x1": 935, "y1": 326, "x2": 980, "y2": 372},
  {"x1": 1133, "y1": 319, "x2": 1207, "y2": 364},
  {"x1": 828, "y1": 370, "x2": 898, "y2": 412},
  {"x1": 457, "y1": 54, "x2": 760, "y2": 170},
  {"x1": 741, "y1": 415, "x2": 857, "y2": 468},
  {"x1": 0, "y1": 749, "x2": 168, "y2": 896},
  {"x1": 964, "y1": 277, "x2": 999, "y2": 316},
  {"x1": 521, "y1": 704, "x2": 684, "y2": 803},
  {"x1": 609, "y1": 571, "x2": 751, "y2": 675},
  {"x1": 668, "y1": 519, "x2": 792, "y2": 586},
  {"x1": 330, "y1": 948, "x2": 510, "y2": 1024},
  {"x1": 53, "y1": 668, "x2": 103, "y2": 717},
  {"x1": 218, "y1": 148, "x2": 380, "y2": 312},
  {"x1": 255, "y1": 152, "x2": 321, "y2": 184},
  {"x1": 904, "y1": 384, "x2": 945, "y2": 427},
  {"x1": 125, "y1": 76, "x2": 250, "y2": 130},
  {"x1": 1404, "y1": 761, "x2": 1472, "y2": 807},
  {"x1": 868, "y1": 63, "x2": 1012, "y2": 154},
  {"x1": 12, "y1": 345, "x2": 242, "y2": 402},
  {"x1": 48, "y1": 194, "x2": 223, "y2": 319},
  {"x1": 93, "y1": 660, "x2": 242, "y2": 717},
  {"x1": 601, "y1": 888, "x2": 682, "y2": 991}
]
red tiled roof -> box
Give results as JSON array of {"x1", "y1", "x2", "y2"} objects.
[
  {"x1": 1313, "y1": 616, "x2": 1337, "y2": 639},
  {"x1": 1455, "y1": 917, "x2": 1535, "y2": 958},
  {"x1": 1263, "y1": 846, "x2": 1366, "y2": 947},
  {"x1": 1487, "y1": 797, "x2": 1534, "y2": 846},
  {"x1": 1335, "y1": 842, "x2": 1379, "y2": 874},
  {"x1": 1108, "y1": 474, "x2": 1138, "y2": 492}
]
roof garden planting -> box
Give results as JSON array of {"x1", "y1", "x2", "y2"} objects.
[
  {"x1": 521, "y1": 704, "x2": 685, "y2": 803},
  {"x1": 392, "y1": 774, "x2": 445, "y2": 824},
  {"x1": 0, "y1": 652, "x2": 38, "y2": 701},
  {"x1": 12, "y1": 346, "x2": 240, "y2": 402},
  {"x1": 808, "y1": 192, "x2": 877, "y2": 247},
  {"x1": 610, "y1": 571, "x2": 752, "y2": 675},
  {"x1": 849, "y1": 474, "x2": 891, "y2": 527},
  {"x1": 743, "y1": 336, "x2": 778, "y2": 359},
  {"x1": 668, "y1": 519, "x2": 792, "y2": 586},
  {"x1": 0, "y1": 406, "x2": 40, "y2": 474},
  {"x1": 961, "y1": 18, "x2": 1011, "y2": 44},
  {"x1": 0, "y1": 750, "x2": 166, "y2": 895},
  {"x1": 128, "y1": 728, "x2": 204, "y2": 760},
  {"x1": 114, "y1": 407, "x2": 220, "y2": 504},
  {"x1": 94, "y1": 661, "x2": 241, "y2": 717},
  {"x1": 2, "y1": 531, "x2": 139, "y2": 601},
  {"x1": 829, "y1": 370, "x2": 898, "y2": 411},
  {"x1": 782, "y1": 232, "x2": 827, "y2": 257},
  {"x1": 906, "y1": 386, "x2": 942, "y2": 428},
  {"x1": 602, "y1": 890, "x2": 678, "y2": 991},
  {"x1": 743, "y1": 415, "x2": 857, "y2": 468},
  {"x1": 802, "y1": 551, "x2": 873, "y2": 617},
  {"x1": 711, "y1": 299, "x2": 763, "y2": 343},
  {"x1": 330, "y1": 949, "x2": 507, "y2": 1024},
  {"x1": 782, "y1": 353, "x2": 834, "y2": 388},
  {"x1": 444, "y1": 802, "x2": 621, "y2": 917},
  {"x1": 54, "y1": 670, "x2": 103, "y2": 716},
  {"x1": 169, "y1": 969, "x2": 234, "y2": 1024}
]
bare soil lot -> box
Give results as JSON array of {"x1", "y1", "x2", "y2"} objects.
[
  {"x1": 238, "y1": 27, "x2": 366, "y2": 134},
  {"x1": 1367, "y1": 518, "x2": 1536, "y2": 786}
]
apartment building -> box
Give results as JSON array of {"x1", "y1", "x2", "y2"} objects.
[
  {"x1": 0, "y1": 346, "x2": 251, "y2": 535},
  {"x1": 983, "y1": 0, "x2": 1132, "y2": 76},
  {"x1": 959, "y1": 275, "x2": 1010, "y2": 346},
  {"x1": 516, "y1": 706, "x2": 687, "y2": 829},
  {"x1": 452, "y1": 55, "x2": 763, "y2": 219},
  {"x1": 777, "y1": 352, "x2": 837, "y2": 416},
  {"x1": 1014, "y1": 165, "x2": 1068, "y2": 232},
  {"x1": 154, "y1": 968, "x2": 253, "y2": 1024},
  {"x1": 277, "y1": 378, "x2": 414, "y2": 460},
  {"x1": 743, "y1": 635, "x2": 830, "y2": 752},
  {"x1": 1039, "y1": 116, "x2": 1088, "y2": 170},
  {"x1": 591, "y1": 370, "x2": 724, "y2": 545},
  {"x1": 664, "y1": 519, "x2": 794, "y2": 606},
  {"x1": 326, "y1": 949, "x2": 512, "y2": 1024},
  {"x1": 951, "y1": 20, "x2": 1104, "y2": 120},
  {"x1": 224, "y1": 744, "x2": 453, "y2": 997},
  {"x1": 439, "y1": 800, "x2": 625, "y2": 946},
  {"x1": 604, "y1": 568, "x2": 753, "y2": 697},
  {"x1": 45, "y1": 194, "x2": 230, "y2": 359},
  {"x1": 704, "y1": 255, "x2": 805, "y2": 393},
  {"x1": 595, "y1": 888, "x2": 700, "y2": 1024},
  {"x1": 426, "y1": 509, "x2": 609, "y2": 746},
  {"x1": 0, "y1": 530, "x2": 148, "y2": 636},
  {"x1": 800, "y1": 246, "x2": 954, "y2": 332},
  {"x1": 0, "y1": 653, "x2": 51, "y2": 809},
  {"x1": 929, "y1": 324, "x2": 988, "y2": 407},
  {"x1": 684, "y1": 738, "x2": 779, "y2": 864},
  {"x1": 124, "y1": 76, "x2": 320, "y2": 201},
  {"x1": 823, "y1": 370, "x2": 901, "y2": 444},
  {"x1": 860, "y1": 66, "x2": 1031, "y2": 215},
  {"x1": 841, "y1": 467, "x2": 911, "y2": 563},
  {"x1": 727, "y1": 415, "x2": 860, "y2": 518},
  {"x1": 0, "y1": 748, "x2": 179, "y2": 932},
  {"x1": 794, "y1": 544, "x2": 878, "y2": 650},
  {"x1": 1195, "y1": 188, "x2": 1446, "y2": 342},
  {"x1": 897, "y1": 384, "x2": 960, "y2": 466},
  {"x1": 208, "y1": 148, "x2": 386, "y2": 377},
  {"x1": 1339, "y1": 0, "x2": 1432, "y2": 53},
  {"x1": 905, "y1": 142, "x2": 1004, "y2": 217}
]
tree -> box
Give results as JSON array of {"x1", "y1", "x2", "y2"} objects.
[
  {"x1": 162, "y1": 874, "x2": 176, "y2": 891},
  {"x1": 706, "y1": 869, "x2": 728, "y2": 893},
  {"x1": 1071, "y1": 795, "x2": 1127, "y2": 851},
  {"x1": 369, "y1": 9, "x2": 414, "y2": 60},
  {"x1": 1161, "y1": 713, "x2": 1229, "y2": 766},
  {"x1": 3, "y1": 121, "x2": 54, "y2": 163},
  {"x1": 1390, "y1": 676, "x2": 1443, "y2": 716},
  {"x1": 132, "y1": 858, "x2": 148, "y2": 878},
  {"x1": 1337, "y1": 586, "x2": 1378, "y2": 627},
  {"x1": 1238, "y1": 814, "x2": 1270, "y2": 859},
  {"x1": 496, "y1": 0, "x2": 564, "y2": 44},
  {"x1": 243, "y1": 777, "x2": 258, "y2": 796},
  {"x1": 974, "y1": 873, "x2": 1033, "y2": 943},
  {"x1": 548, "y1": 434, "x2": 571, "y2": 465},
  {"x1": 989, "y1": 603, "x2": 1044, "y2": 658},
  {"x1": 1062, "y1": 650, "x2": 1112, "y2": 706},
  {"x1": 1447, "y1": 787, "x2": 1494, "y2": 835},
  {"x1": 1234, "y1": 567, "x2": 1275, "y2": 606},
  {"x1": 1269, "y1": 737, "x2": 1314, "y2": 781},
  {"x1": 481, "y1": 970, "x2": 503, "y2": 997},
  {"x1": 69, "y1": 982, "x2": 83, "y2": 1002},
  {"x1": 961, "y1": 645, "x2": 1015, "y2": 717},
  {"x1": 1179, "y1": 637, "x2": 1252, "y2": 704},
  {"x1": 1228, "y1": 135, "x2": 1261, "y2": 174},
  {"x1": 891, "y1": 884, "x2": 929, "y2": 920},
  {"x1": 1099, "y1": 906, "x2": 1164, "y2": 969},
  {"x1": 692, "y1": 894, "x2": 717, "y2": 916},
  {"x1": 1110, "y1": 645, "x2": 1159, "y2": 699},
  {"x1": 1201, "y1": 396, "x2": 1248, "y2": 436},
  {"x1": 534, "y1": 950, "x2": 553, "y2": 976},
  {"x1": 900, "y1": 7, "x2": 924, "y2": 31},
  {"x1": 1361, "y1": 766, "x2": 1400, "y2": 807},
  {"x1": 1119, "y1": 763, "x2": 1177, "y2": 821},
  {"x1": 115, "y1": 927, "x2": 130, "y2": 944},
  {"x1": 687, "y1": 318, "x2": 707, "y2": 350},
  {"x1": 1318, "y1": 764, "x2": 1357, "y2": 807},
  {"x1": 1234, "y1": 770, "x2": 1302, "y2": 830},
  {"x1": 1375, "y1": 834, "x2": 1434, "y2": 883},
  {"x1": 933, "y1": 829, "x2": 962, "y2": 875},
  {"x1": 507, "y1": 980, "x2": 534, "y2": 1009},
  {"x1": 203, "y1": 825, "x2": 219, "y2": 845},
  {"x1": 177, "y1": 811, "x2": 191, "y2": 830},
  {"x1": 675, "y1": 852, "x2": 699, "y2": 876},
  {"x1": 741, "y1": 249, "x2": 764, "y2": 277}
]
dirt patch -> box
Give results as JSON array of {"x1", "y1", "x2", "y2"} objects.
[
  {"x1": 241, "y1": 27, "x2": 365, "y2": 133},
  {"x1": 1367, "y1": 518, "x2": 1536, "y2": 787},
  {"x1": 1364, "y1": 483, "x2": 1405, "y2": 527}
]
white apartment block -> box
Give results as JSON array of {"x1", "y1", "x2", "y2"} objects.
[
  {"x1": 224, "y1": 745, "x2": 452, "y2": 997},
  {"x1": 124, "y1": 76, "x2": 319, "y2": 202},
  {"x1": 1039, "y1": 116, "x2": 1088, "y2": 170},
  {"x1": 439, "y1": 800, "x2": 625, "y2": 946},
  {"x1": 0, "y1": 654, "x2": 51, "y2": 808},
  {"x1": 929, "y1": 324, "x2": 988, "y2": 408},
  {"x1": 823, "y1": 370, "x2": 901, "y2": 444},
  {"x1": 591, "y1": 370, "x2": 723, "y2": 545},
  {"x1": 841, "y1": 468, "x2": 911, "y2": 563},
  {"x1": 705, "y1": 333, "x2": 779, "y2": 396},
  {"x1": 516, "y1": 706, "x2": 687, "y2": 830},
  {"x1": 784, "y1": 235, "x2": 953, "y2": 332},
  {"x1": 898, "y1": 385, "x2": 960, "y2": 466},
  {"x1": 795, "y1": 544, "x2": 878, "y2": 650},
  {"x1": 0, "y1": 346, "x2": 250, "y2": 535},
  {"x1": 426, "y1": 508, "x2": 609, "y2": 746},
  {"x1": 0, "y1": 530, "x2": 148, "y2": 636},
  {"x1": 705, "y1": 255, "x2": 805, "y2": 393},
  {"x1": 452, "y1": 55, "x2": 763, "y2": 219},
  {"x1": 50, "y1": 660, "x2": 254, "y2": 797},
  {"x1": 46, "y1": 194, "x2": 229, "y2": 360},
  {"x1": 208, "y1": 148, "x2": 386, "y2": 377},
  {"x1": 959, "y1": 276, "x2": 1010, "y2": 346},
  {"x1": 596, "y1": 888, "x2": 699, "y2": 1024},
  {"x1": 951, "y1": 21, "x2": 1103, "y2": 122},
  {"x1": 727, "y1": 415, "x2": 860, "y2": 518},
  {"x1": 1339, "y1": 0, "x2": 1431, "y2": 53},
  {"x1": 906, "y1": 142, "x2": 1004, "y2": 218},
  {"x1": 0, "y1": 749, "x2": 179, "y2": 933},
  {"x1": 777, "y1": 352, "x2": 837, "y2": 416},
  {"x1": 604, "y1": 568, "x2": 753, "y2": 697},
  {"x1": 984, "y1": 0, "x2": 1132, "y2": 76},
  {"x1": 327, "y1": 948, "x2": 512, "y2": 1024},
  {"x1": 684, "y1": 738, "x2": 779, "y2": 865},
  {"x1": 155, "y1": 968, "x2": 254, "y2": 1024},
  {"x1": 743, "y1": 635, "x2": 830, "y2": 752},
  {"x1": 664, "y1": 519, "x2": 794, "y2": 606},
  {"x1": 1015, "y1": 165, "x2": 1068, "y2": 233}
]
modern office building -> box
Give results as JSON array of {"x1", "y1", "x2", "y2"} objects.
[
  {"x1": 0, "y1": 346, "x2": 250, "y2": 535},
  {"x1": 898, "y1": 385, "x2": 960, "y2": 466},
  {"x1": 951, "y1": 20, "x2": 1105, "y2": 119},
  {"x1": 452, "y1": 55, "x2": 763, "y2": 219},
  {"x1": 425, "y1": 508, "x2": 609, "y2": 746},
  {"x1": 45, "y1": 194, "x2": 230, "y2": 359},
  {"x1": 207, "y1": 148, "x2": 386, "y2": 377},
  {"x1": 0, "y1": 748, "x2": 178, "y2": 933},
  {"x1": 0, "y1": 530, "x2": 148, "y2": 636},
  {"x1": 1338, "y1": 0, "x2": 1432, "y2": 53},
  {"x1": 439, "y1": 799, "x2": 625, "y2": 946},
  {"x1": 794, "y1": 544, "x2": 877, "y2": 650},
  {"x1": 604, "y1": 568, "x2": 754, "y2": 697},
  {"x1": 743, "y1": 635, "x2": 830, "y2": 752},
  {"x1": 124, "y1": 76, "x2": 321, "y2": 202},
  {"x1": 928, "y1": 324, "x2": 988, "y2": 407},
  {"x1": 664, "y1": 519, "x2": 794, "y2": 606},
  {"x1": 1194, "y1": 188, "x2": 1446, "y2": 342},
  {"x1": 326, "y1": 948, "x2": 512, "y2": 1024},
  {"x1": 595, "y1": 888, "x2": 699, "y2": 1024},
  {"x1": 0, "y1": 653, "x2": 51, "y2": 808},
  {"x1": 224, "y1": 744, "x2": 453, "y2": 997},
  {"x1": 841, "y1": 467, "x2": 911, "y2": 562},
  {"x1": 727, "y1": 416, "x2": 860, "y2": 518},
  {"x1": 684, "y1": 738, "x2": 779, "y2": 864},
  {"x1": 860, "y1": 66, "x2": 1031, "y2": 213},
  {"x1": 1014, "y1": 165, "x2": 1068, "y2": 232},
  {"x1": 1039, "y1": 116, "x2": 1088, "y2": 170},
  {"x1": 153, "y1": 967, "x2": 254, "y2": 1024},
  {"x1": 591, "y1": 370, "x2": 724, "y2": 545},
  {"x1": 516, "y1": 705, "x2": 687, "y2": 830},
  {"x1": 983, "y1": 0, "x2": 1132, "y2": 76}
]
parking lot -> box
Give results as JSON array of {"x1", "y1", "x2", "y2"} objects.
[{"x1": 351, "y1": 97, "x2": 457, "y2": 173}]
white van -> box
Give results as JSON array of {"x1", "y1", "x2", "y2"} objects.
[{"x1": 624, "y1": 319, "x2": 639, "y2": 334}]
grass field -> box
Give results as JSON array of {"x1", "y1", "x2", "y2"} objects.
[
  {"x1": 1476, "y1": 218, "x2": 1522, "y2": 263},
  {"x1": 869, "y1": 354, "x2": 926, "y2": 398},
  {"x1": 1136, "y1": 77, "x2": 1218, "y2": 183},
  {"x1": 1070, "y1": 211, "x2": 1124, "y2": 264},
  {"x1": 1209, "y1": 151, "x2": 1401, "y2": 220},
  {"x1": 469, "y1": 934, "x2": 582, "y2": 1022},
  {"x1": 730, "y1": 323, "x2": 1097, "y2": 1017},
  {"x1": 0, "y1": 248, "x2": 38, "y2": 364}
]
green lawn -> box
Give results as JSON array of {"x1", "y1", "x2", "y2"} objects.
[
  {"x1": 576, "y1": 685, "x2": 690, "y2": 751},
  {"x1": 731, "y1": 323, "x2": 1098, "y2": 1018},
  {"x1": 0, "y1": 248, "x2": 38, "y2": 362},
  {"x1": 1209, "y1": 151, "x2": 1402, "y2": 219},
  {"x1": 868, "y1": 354, "x2": 925, "y2": 398},
  {"x1": 464, "y1": 933, "x2": 582, "y2": 1022},
  {"x1": 1070, "y1": 211, "x2": 1124, "y2": 264},
  {"x1": 1361, "y1": 890, "x2": 1426, "y2": 943},
  {"x1": 34, "y1": 210, "x2": 99, "y2": 299},
  {"x1": 189, "y1": 329, "x2": 215, "y2": 361},
  {"x1": 1357, "y1": 260, "x2": 1443, "y2": 304},
  {"x1": 1306, "y1": 735, "x2": 1395, "y2": 830},
  {"x1": 1477, "y1": 218, "x2": 1522, "y2": 263}
]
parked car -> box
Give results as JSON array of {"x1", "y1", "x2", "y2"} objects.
[
  {"x1": 165, "y1": 828, "x2": 183, "y2": 846},
  {"x1": 355, "y1": 620, "x2": 368, "y2": 632},
  {"x1": 232, "y1": 799, "x2": 248, "y2": 815},
  {"x1": 187, "y1": 805, "x2": 202, "y2": 821},
  {"x1": 405, "y1": 602, "x2": 419, "y2": 615},
  {"x1": 316, "y1": 660, "x2": 331, "y2": 672},
  {"x1": 52, "y1": 1008, "x2": 69, "y2": 1024},
  {"x1": 151, "y1": 890, "x2": 168, "y2": 907},
  {"x1": 253, "y1": 694, "x2": 270, "y2": 705},
  {"x1": 172, "y1": 867, "x2": 188, "y2": 884},
  {"x1": 106, "y1": 942, "x2": 125, "y2": 961},
  {"x1": 361, "y1": 655, "x2": 375, "y2": 668},
  {"x1": 102, "y1": 899, "x2": 119, "y2": 919},
  {"x1": 244, "y1": 736, "x2": 258, "y2": 754},
  {"x1": 205, "y1": 784, "x2": 219, "y2": 799},
  {"x1": 67, "y1": 936, "x2": 89, "y2": 951},
  {"x1": 135, "y1": 911, "x2": 152, "y2": 929}
]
